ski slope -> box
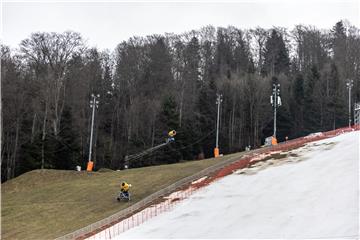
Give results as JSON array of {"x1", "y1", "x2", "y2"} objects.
[{"x1": 117, "y1": 131, "x2": 359, "y2": 239}]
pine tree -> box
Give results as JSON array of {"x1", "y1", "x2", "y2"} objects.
[
  {"x1": 184, "y1": 36, "x2": 201, "y2": 86},
  {"x1": 152, "y1": 95, "x2": 181, "y2": 165},
  {"x1": 18, "y1": 136, "x2": 43, "y2": 175},
  {"x1": 262, "y1": 30, "x2": 290, "y2": 76},
  {"x1": 202, "y1": 40, "x2": 216, "y2": 83},
  {"x1": 144, "y1": 37, "x2": 173, "y2": 98},
  {"x1": 181, "y1": 36, "x2": 201, "y2": 122},
  {"x1": 291, "y1": 73, "x2": 305, "y2": 136},
  {"x1": 304, "y1": 65, "x2": 321, "y2": 134},
  {"x1": 276, "y1": 107, "x2": 294, "y2": 141},
  {"x1": 215, "y1": 28, "x2": 233, "y2": 79},
  {"x1": 196, "y1": 78, "x2": 217, "y2": 158},
  {"x1": 56, "y1": 107, "x2": 81, "y2": 169},
  {"x1": 331, "y1": 21, "x2": 347, "y2": 78},
  {"x1": 233, "y1": 31, "x2": 254, "y2": 74},
  {"x1": 294, "y1": 74, "x2": 305, "y2": 104},
  {"x1": 326, "y1": 63, "x2": 347, "y2": 129}
]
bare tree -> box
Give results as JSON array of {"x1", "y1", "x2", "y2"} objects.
[
  {"x1": 249, "y1": 27, "x2": 268, "y2": 73},
  {"x1": 19, "y1": 31, "x2": 83, "y2": 168},
  {"x1": 20, "y1": 31, "x2": 84, "y2": 137}
]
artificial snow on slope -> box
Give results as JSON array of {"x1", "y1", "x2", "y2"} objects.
[{"x1": 117, "y1": 131, "x2": 359, "y2": 239}]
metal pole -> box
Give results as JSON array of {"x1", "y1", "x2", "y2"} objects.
[
  {"x1": 88, "y1": 95, "x2": 96, "y2": 162},
  {"x1": 216, "y1": 94, "x2": 221, "y2": 149},
  {"x1": 347, "y1": 80, "x2": 353, "y2": 128},
  {"x1": 271, "y1": 83, "x2": 280, "y2": 139},
  {"x1": 273, "y1": 86, "x2": 277, "y2": 138},
  {"x1": 348, "y1": 84, "x2": 351, "y2": 128}
]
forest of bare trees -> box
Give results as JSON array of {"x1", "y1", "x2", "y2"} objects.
[{"x1": 2, "y1": 20, "x2": 360, "y2": 182}]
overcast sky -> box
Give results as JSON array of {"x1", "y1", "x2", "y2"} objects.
[{"x1": 1, "y1": 0, "x2": 359, "y2": 50}]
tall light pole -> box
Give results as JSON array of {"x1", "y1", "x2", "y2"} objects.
[
  {"x1": 346, "y1": 79, "x2": 353, "y2": 128},
  {"x1": 270, "y1": 83, "x2": 281, "y2": 138},
  {"x1": 214, "y1": 93, "x2": 223, "y2": 157},
  {"x1": 88, "y1": 94, "x2": 100, "y2": 164}
]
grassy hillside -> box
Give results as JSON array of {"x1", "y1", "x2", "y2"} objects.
[{"x1": 1, "y1": 152, "x2": 245, "y2": 240}]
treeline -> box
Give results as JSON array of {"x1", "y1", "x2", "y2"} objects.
[{"x1": 2, "y1": 21, "x2": 360, "y2": 182}]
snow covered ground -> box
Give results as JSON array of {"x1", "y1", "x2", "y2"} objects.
[{"x1": 116, "y1": 131, "x2": 359, "y2": 239}]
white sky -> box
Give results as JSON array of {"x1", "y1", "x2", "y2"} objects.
[{"x1": 1, "y1": 0, "x2": 360, "y2": 50}]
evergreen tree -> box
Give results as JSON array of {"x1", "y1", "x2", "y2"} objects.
[
  {"x1": 153, "y1": 95, "x2": 181, "y2": 165},
  {"x1": 303, "y1": 65, "x2": 321, "y2": 133},
  {"x1": 215, "y1": 28, "x2": 233, "y2": 79},
  {"x1": 18, "y1": 136, "x2": 43, "y2": 176},
  {"x1": 196, "y1": 78, "x2": 217, "y2": 158},
  {"x1": 293, "y1": 74, "x2": 305, "y2": 105},
  {"x1": 51, "y1": 107, "x2": 81, "y2": 169},
  {"x1": 326, "y1": 63, "x2": 347, "y2": 129},
  {"x1": 144, "y1": 37, "x2": 173, "y2": 98},
  {"x1": 184, "y1": 36, "x2": 201, "y2": 86},
  {"x1": 262, "y1": 30, "x2": 290, "y2": 76},
  {"x1": 233, "y1": 31, "x2": 254, "y2": 74},
  {"x1": 181, "y1": 36, "x2": 201, "y2": 122},
  {"x1": 291, "y1": 73, "x2": 305, "y2": 136},
  {"x1": 276, "y1": 107, "x2": 294, "y2": 141},
  {"x1": 201, "y1": 40, "x2": 216, "y2": 83},
  {"x1": 331, "y1": 21, "x2": 347, "y2": 78}
]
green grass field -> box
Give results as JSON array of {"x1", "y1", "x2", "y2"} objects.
[{"x1": 1, "y1": 152, "x2": 245, "y2": 240}]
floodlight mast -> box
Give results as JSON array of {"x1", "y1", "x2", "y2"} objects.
[
  {"x1": 88, "y1": 94, "x2": 100, "y2": 162},
  {"x1": 215, "y1": 93, "x2": 223, "y2": 149},
  {"x1": 271, "y1": 83, "x2": 281, "y2": 138},
  {"x1": 346, "y1": 79, "x2": 353, "y2": 128}
]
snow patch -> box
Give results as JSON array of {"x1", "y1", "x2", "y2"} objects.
[
  {"x1": 304, "y1": 132, "x2": 323, "y2": 138},
  {"x1": 191, "y1": 176, "x2": 208, "y2": 185}
]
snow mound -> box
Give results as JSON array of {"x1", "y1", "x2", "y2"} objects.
[{"x1": 304, "y1": 132, "x2": 324, "y2": 138}]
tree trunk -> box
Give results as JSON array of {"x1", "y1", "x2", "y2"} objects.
[
  {"x1": 31, "y1": 113, "x2": 37, "y2": 143},
  {"x1": 250, "y1": 102, "x2": 254, "y2": 146},
  {"x1": 5, "y1": 133, "x2": 12, "y2": 181},
  {"x1": 151, "y1": 121, "x2": 155, "y2": 147},
  {"x1": 53, "y1": 76, "x2": 66, "y2": 137},
  {"x1": 41, "y1": 103, "x2": 48, "y2": 169},
  {"x1": 12, "y1": 120, "x2": 20, "y2": 178},
  {"x1": 179, "y1": 88, "x2": 184, "y2": 127},
  {"x1": 109, "y1": 111, "x2": 116, "y2": 167},
  {"x1": 228, "y1": 114, "x2": 232, "y2": 151}
]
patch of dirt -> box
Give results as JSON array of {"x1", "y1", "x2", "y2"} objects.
[
  {"x1": 324, "y1": 142, "x2": 336, "y2": 150},
  {"x1": 235, "y1": 147, "x2": 310, "y2": 176},
  {"x1": 289, "y1": 153, "x2": 299, "y2": 157},
  {"x1": 271, "y1": 153, "x2": 288, "y2": 159},
  {"x1": 170, "y1": 197, "x2": 181, "y2": 203}
]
